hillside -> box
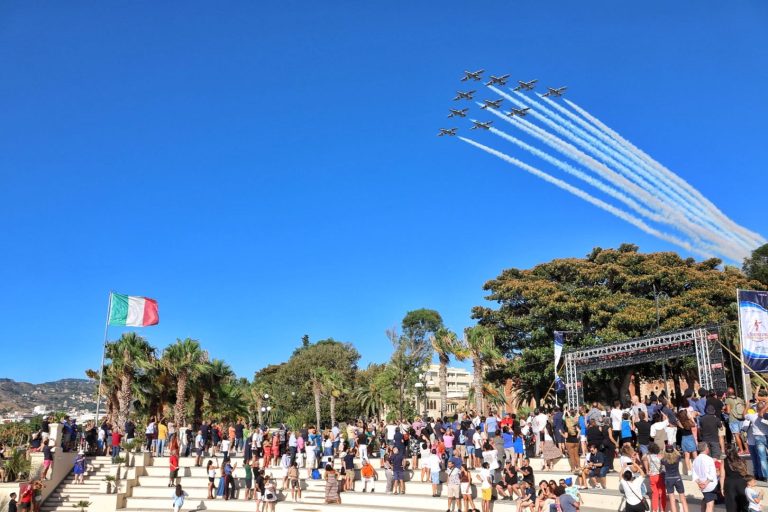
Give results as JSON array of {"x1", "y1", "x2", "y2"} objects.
[{"x1": 0, "y1": 378, "x2": 96, "y2": 414}]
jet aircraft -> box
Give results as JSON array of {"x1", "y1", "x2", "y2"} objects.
[
  {"x1": 453, "y1": 90, "x2": 476, "y2": 101},
  {"x1": 543, "y1": 86, "x2": 568, "y2": 97},
  {"x1": 513, "y1": 79, "x2": 538, "y2": 91},
  {"x1": 479, "y1": 99, "x2": 504, "y2": 110},
  {"x1": 470, "y1": 120, "x2": 493, "y2": 130},
  {"x1": 507, "y1": 107, "x2": 531, "y2": 117},
  {"x1": 461, "y1": 69, "x2": 485, "y2": 81},
  {"x1": 437, "y1": 128, "x2": 457, "y2": 137},
  {"x1": 485, "y1": 74, "x2": 511, "y2": 86},
  {"x1": 448, "y1": 108, "x2": 468, "y2": 118}
]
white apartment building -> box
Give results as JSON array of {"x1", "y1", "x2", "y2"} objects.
[{"x1": 414, "y1": 364, "x2": 473, "y2": 418}]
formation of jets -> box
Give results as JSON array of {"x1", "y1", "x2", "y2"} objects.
[
  {"x1": 439, "y1": 70, "x2": 567, "y2": 136},
  {"x1": 542, "y1": 86, "x2": 568, "y2": 97},
  {"x1": 480, "y1": 99, "x2": 504, "y2": 110},
  {"x1": 471, "y1": 120, "x2": 493, "y2": 130},
  {"x1": 485, "y1": 74, "x2": 510, "y2": 86},
  {"x1": 513, "y1": 79, "x2": 538, "y2": 91},
  {"x1": 453, "y1": 90, "x2": 476, "y2": 101},
  {"x1": 461, "y1": 69, "x2": 485, "y2": 81}
]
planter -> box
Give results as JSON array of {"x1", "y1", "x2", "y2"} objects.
[{"x1": 98, "y1": 481, "x2": 112, "y2": 494}]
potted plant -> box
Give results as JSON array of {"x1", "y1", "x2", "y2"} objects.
[
  {"x1": 101, "y1": 475, "x2": 115, "y2": 494},
  {"x1": 4, "y1": 449, "x2": 31, "y2": 482},
  {"x1": 75, "y1": 500, "x2": 91, "y2": 511}
]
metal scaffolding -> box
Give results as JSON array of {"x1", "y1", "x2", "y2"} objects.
[{"x1": 564, "y1": 326, "x2": 727, "y2": 411}]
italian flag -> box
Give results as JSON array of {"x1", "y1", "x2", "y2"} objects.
[{"x1": 108, "y1": 293, "x2": 159, "y2": 327}]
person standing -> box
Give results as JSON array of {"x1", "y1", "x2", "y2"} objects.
[
  {"x1": 390, "y1": 446, "x2": 405, "y2": 495},
  {"x1": 110, "y1": 428, "x2": 122, "y2": 463},
  {"x1": 172, "y1": 484, "x2": 188, "y2": 512},
  {"x1": 724, "y1": 387, "x2": 747, "y2": 455},
  {"x1": 446, "y1": 459, "x2": 461, "y2": 512},
  {"x1": 692, "y1": 442, "x2": 719, "y2": 512},
  {"x1": 661, "y1": 445, "x2": 689, "y2": 512},
  {"x1": 620, "y1": 469, "x2": 648, "y2": 512},
  {"x1": 643, "y1": 443, "x2": 667, "y2": 512},
  {"x1": 40, "y1": 440, "x2": 53, "y2": 480}
]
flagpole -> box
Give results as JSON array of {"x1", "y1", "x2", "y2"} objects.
[{"x1": 95, "y1": 292, "x2": 113, "y2": 425}]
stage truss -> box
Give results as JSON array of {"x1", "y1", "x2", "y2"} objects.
[{"x1": 564, "y1": 326, "x2": 727, "y2": 410}]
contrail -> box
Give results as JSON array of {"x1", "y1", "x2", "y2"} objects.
[
  {"x1": 538, "y1": 94, "x2": 761, "y2": 251},
  {"x1": 505, "y1": 89, "x2": 751, "y2": 252},
  {"x1": 489, "y1": 87, "x2": 749, "y2": 257},
  {"x1": 563, "y1": 97, "x2": 766, "y2": 248},
  {"x1": 459, "y1": 136, "x2": 714, "y2": 259},
  {"x1": 480, "y1": 105, "x2": 745, "y2": 260}
]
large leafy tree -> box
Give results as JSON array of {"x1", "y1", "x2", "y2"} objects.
[
  {"x1": 744, "y1": 243, "x2": 768, "y2": 286},
  {"x1": 430, "y1": 328, "x2": 460, "y2": 419},
  {"x1": 106, "y1": 333, "x2": 155, "y2": 430},
  {"x1": 402, "y1": 309, "x2": 444, "y2": 345},
  {"x1": 473, "y1": 244, "x2": 766, "y2": 405},
  {"x1": 159, "y1": 338, "x2": 209, "y2": 427}
]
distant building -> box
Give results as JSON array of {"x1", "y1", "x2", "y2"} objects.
[
  {"x1": 33, "y1": 405, "x2": 48, "y2": 415},
  {"x1": 413, "y1": 364, "x2": 473, "y2": 419}
]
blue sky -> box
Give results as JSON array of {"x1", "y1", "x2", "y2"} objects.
[{"x1": 1, "y1": 1, "x2": 766, "y2": 383}]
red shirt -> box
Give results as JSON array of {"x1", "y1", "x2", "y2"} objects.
[
  {"x1": 20, "y1": 487, "x2": 32, "y2": 503},
  {"x1": 112, "y1": 431, "x2": 122, "y2": 447},
  {"x1": 170, "y1": 454, "x2": 179, "y2": 472}
]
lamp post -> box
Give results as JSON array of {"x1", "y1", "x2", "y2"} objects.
[{"x1": 260, "y1": 393, "x2": 272, "y2": 428}]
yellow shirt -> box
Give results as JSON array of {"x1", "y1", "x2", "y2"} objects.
[{"x1": 158, "y1": 423, "x2": 168, "y2": 440}]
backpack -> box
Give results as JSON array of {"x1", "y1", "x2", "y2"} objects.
[
  {"x1": 733, "y1": 397, "x2": 746, "y2": 420},
  {"x1": 311, "y1": 468, "x2": 321, "y2": 480},
  {"x1": 565, "y1": 417, "x2": 578, "y2": 437}
]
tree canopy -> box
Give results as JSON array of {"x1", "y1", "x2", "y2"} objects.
[
  {"x1": 473, "y1": 244, "x2": 766, "y2": 405},
  {"x1": 743, "y1": 243, "x2": 768, "y2": 286},
  {"x1": 402, "y1": 308, "x2": 444, "y2": 345}
]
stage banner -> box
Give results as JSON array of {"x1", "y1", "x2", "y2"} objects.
[
  {"x1": 554, "y1": 331, "x2": 564, "y2": 374},
  {"x1": 738, "y1": 290, "x2": 768, "y2": 372}
]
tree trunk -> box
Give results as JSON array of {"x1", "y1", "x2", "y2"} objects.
[
  {"x1": 330, "y1": 396, "x2": 336, "y2": 427},
  {"x1": 313, "y1": 382, "x2": 322, "y2": 429},
  {"x1": 439, "y1": 354, "x2": 448, "y2": 420},
  {"x1": 472, "y1": 357, "x2": 483, "y2": 414},
  {"x1": 619, "y1": 369, "x2": 634, "y2": 405},
  {"x1": 117, "y1": 371, "x2": 133, "y2": 432},
  {"x1": 193, "y1": 391, "x2": 203, "y2": 427},
  {"x1": 175, "y1": 372, "x2": 188, "y2": 427}
]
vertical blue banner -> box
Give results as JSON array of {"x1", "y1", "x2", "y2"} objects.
[{"x1": 738, "y1": 290, "x2": 768, "y2": 372}]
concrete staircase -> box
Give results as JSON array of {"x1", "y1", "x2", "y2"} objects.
[
  {"x1": 117, "y1": 452, "x2": 731, "y2": 512},
  {"x1": 41, "y1": 456, "x2": 113, "y2": 512}
]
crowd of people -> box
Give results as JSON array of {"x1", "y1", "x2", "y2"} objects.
[{"x1": 22, "y1": 384, "x2": 768, "y2": 512}]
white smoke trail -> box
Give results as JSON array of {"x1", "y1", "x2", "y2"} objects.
[
  {"x1": 488, "y1": 87, "x2": 749, "y2": 257},
  {"x1": 538, "y1": 94, "x2": 761, "y2": 251},
  {"x1": 504, "y1": 89, "x2": 752, "y2": 252},
  {"x1": 563, "y1": 97, "x2": 766, "y2": 248},
  {"x1": 459, "y1": 136, "x2": 714, "y2": 260},
  {"x1": 480, "y1": 105, "x2": 745, "y2": 261},
  {"x1": 486, "y1": 126, "x2": 662, "y2": 222}
]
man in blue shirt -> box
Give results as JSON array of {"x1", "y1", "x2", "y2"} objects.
[{"x1": 485, "y1": 413, "x2": 499, "y2": 436}]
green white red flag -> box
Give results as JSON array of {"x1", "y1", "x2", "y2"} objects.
[{"x1": 108, "y1": 293, "x2": 159, "y2": 327}]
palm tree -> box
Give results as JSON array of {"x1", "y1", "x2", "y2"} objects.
[
  {"x1": 321, "y1": 370, "x2": 347, "y2": 427},
  {"x1": 107, "y1": 333, "x2": 155, "y2": 430},
  {"x1": 462, "y1": 326, "x2": 503, "y2": 415},
  {"x1": 308, "y1": 368, "x2": 324, "y2": 429},
  {"x1": 193, "y1": 359, "x2": 233, "y2": 424},
  {"x1": 430, "y1": 328, "x2": 459, "y2": 419},
  {"x1": 159, "y1": 338, "x2": 209, "y2": 427}
]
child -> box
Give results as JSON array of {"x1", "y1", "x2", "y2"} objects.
[
  {"x1": 361, "y1": 459, "x2": 376, "y2": 492},
  {"x1": 288, "y1": 461, "x2": 302, "y2": 502},
  {"x1": 168, "y1": 450, "x2": 179, "y2": 487},
  {"x1": 746, "y1": 474, "x2": 763, "y2": 511},
  {"x1": 172, "y1": 484, "x2": 188, "y2": 512},
  {"x1": 477, "y1": 461, "x2": 493, "y2": 512},
  {"x1": 8, "y1": 492, "x2": 17, "y2": 512}
]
